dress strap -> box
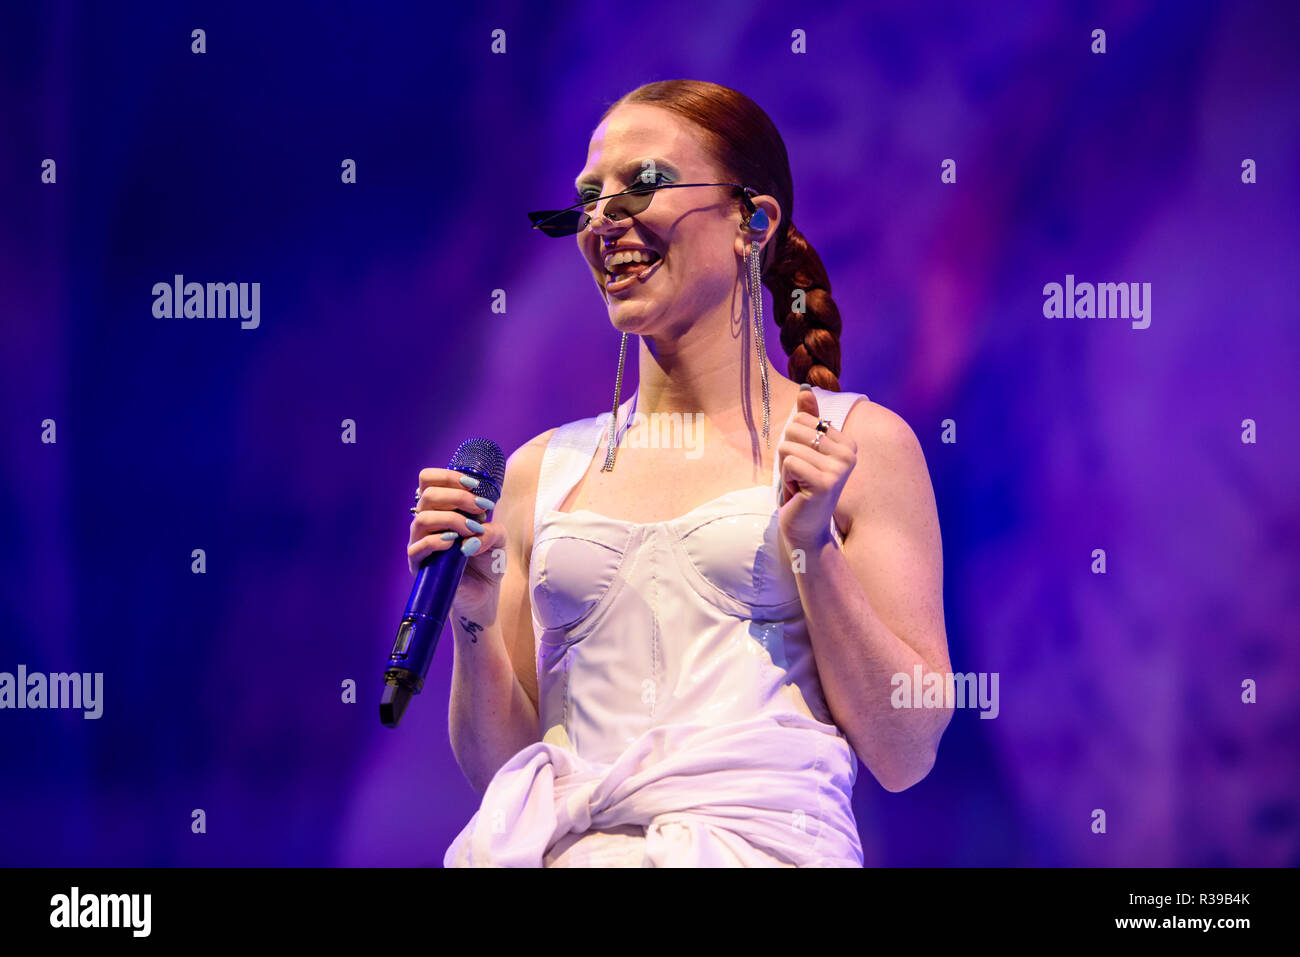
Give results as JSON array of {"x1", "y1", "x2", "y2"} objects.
[
  {"x1": 534, "y1": 387, "x2": 869, "y2": 545},
  {"x1": 533, "y1": 394, "x2": 637, "y2": 546}
]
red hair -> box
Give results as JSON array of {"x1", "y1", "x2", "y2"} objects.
[{"x1": 600, "y1": 79, "x2": 843, "y2": 390}]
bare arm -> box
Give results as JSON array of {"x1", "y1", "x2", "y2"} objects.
[
  {"x1": 784, "y1": 399, "x2": 952, "y2": 792},
  {"x1": 446, "y1": 430, "x2": 552, "y2": 795}
]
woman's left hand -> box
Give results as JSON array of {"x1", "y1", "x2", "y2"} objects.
[{"x1": 777, "y1": 385, "x2": 858, "y2": 553}]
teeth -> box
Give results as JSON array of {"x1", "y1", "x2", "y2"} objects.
[{"x1": 603, "y1": 249, "x2": 659, "y2": 272}]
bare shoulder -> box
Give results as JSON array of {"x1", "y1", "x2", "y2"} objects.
[
  {"x1": 836, "y1": 397, "x2": 935, "y2": 537},
  {"x1": 505, "y1": 426, "x2": 560, "y2": 478},
  {"x1": 497, "y1": 427, "x2": 561, "y2": 561},
  {"x1": 841, "y1": 397, "x2": 921, "y2": 456}
]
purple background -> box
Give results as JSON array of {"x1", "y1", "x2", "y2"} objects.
[{"x1": 1, "y1": 0, "x2": 1296, "y2": 866}]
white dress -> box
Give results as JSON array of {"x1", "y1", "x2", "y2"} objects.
[{"x1": 445, "y1": 385, "x2": 870, "y2": 867}]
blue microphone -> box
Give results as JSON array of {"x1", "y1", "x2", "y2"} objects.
[{"x1": 381, "y1": 437, "x2": 506, "y2": 728}]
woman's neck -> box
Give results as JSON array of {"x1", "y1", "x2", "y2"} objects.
[{"x1": 630, "y1": 331, "x2": 792, "y2": 426}]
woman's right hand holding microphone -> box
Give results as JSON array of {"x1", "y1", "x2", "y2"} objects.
[{"x1": 408, "y1": 468, "x2": 507, "y2": 619}]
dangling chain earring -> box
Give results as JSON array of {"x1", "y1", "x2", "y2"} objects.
[
  {"x1": 601, "y1": 205, "x2": 770, "y2": 471},
  {"x1": 593, "y1": 211, "x2": 630, "y2": 472},
  {"x1": 601, "y1": 330, "x2": 630, "y2": 471},
  {"x1": 746, "y1": 207, "x2": 772, "y2": 446}
]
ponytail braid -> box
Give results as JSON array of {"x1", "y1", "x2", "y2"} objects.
[{"x1": 762, "y1": 222, "x2": 843, "y2": 391}]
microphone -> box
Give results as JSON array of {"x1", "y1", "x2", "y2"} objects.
[{"x1": 381, "y1": 436, "x2": 506, "y2": 728}]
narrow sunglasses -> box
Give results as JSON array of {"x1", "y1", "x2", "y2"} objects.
[{"x1": 528, "y1": 172, "x2": 758, "y2": 237}]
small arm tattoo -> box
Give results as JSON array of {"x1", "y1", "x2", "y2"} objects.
[{"x1": 457, "y1": 616, "x2": 484, "y2": 643}]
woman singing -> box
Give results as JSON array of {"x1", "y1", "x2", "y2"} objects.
[{"x1": 409, "y1": 80, "x2": 952, "y2": 866}]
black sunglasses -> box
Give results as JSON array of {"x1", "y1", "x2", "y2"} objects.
[{"x1": 528, "y1": 172, "x2": 759, "y2": 237}]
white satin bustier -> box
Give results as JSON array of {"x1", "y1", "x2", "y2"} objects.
[{"x1": 528, "y1": 386, "x2": 870, "y2": 767}]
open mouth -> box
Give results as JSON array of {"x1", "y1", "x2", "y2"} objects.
[{"x1": 603, "y1": 249, "x2": 663, "y2": 293}]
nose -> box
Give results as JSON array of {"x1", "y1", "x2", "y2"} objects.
[
  {"x1": 585, "y1": 205, "x2": 624, "y2": 236},
  {"x1": 586, "y1": 188, "x2": 638, "y2": 235}
]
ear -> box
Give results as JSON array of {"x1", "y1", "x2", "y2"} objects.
[{"x1": 734, "y1": 194, "x2": 782, "y2": 262}]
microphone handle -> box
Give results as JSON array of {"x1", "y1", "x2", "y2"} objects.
[{"x1": 380, "y1": 509, "x2": 475, "y2": 727}]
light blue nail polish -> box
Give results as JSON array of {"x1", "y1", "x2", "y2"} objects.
[
  {"x1": 799, "y1": 383, "x2": 812, "y2": 392},
  {"x1": 440, "y1": 531, "x2": 458, "y2": 540},
  {"x1": 474, "y1": 495, "x2": 495, "y2": 510},
  {"x1": 458, "y1": 474, "x2": 480, "y2": 490},
  {"x1": 465, "y1": 517, "x2": 486, "y2": 534},
  {"x1": 461, "y1": 537, "x2": 482, "y2": 556}
]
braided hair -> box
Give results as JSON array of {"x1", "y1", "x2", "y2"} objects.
[
  {"x1": 763, "y1": 222, "x2": 842, "y2": 390},
  {"x1": 601, "y1": 79, "x2": 844, "y2": 390}
]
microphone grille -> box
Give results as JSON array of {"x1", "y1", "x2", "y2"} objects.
[{"x1": 447, "y1": 438, "x2": 506, "y2": 502}]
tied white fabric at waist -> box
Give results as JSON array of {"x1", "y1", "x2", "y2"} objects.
[{"x1": 444, "y1": 711, "x2": 864, "y2": 867}]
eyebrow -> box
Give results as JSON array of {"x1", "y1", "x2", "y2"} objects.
[{"x1": 574, "y1": 158, "x2": 680, "y2": 192}]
